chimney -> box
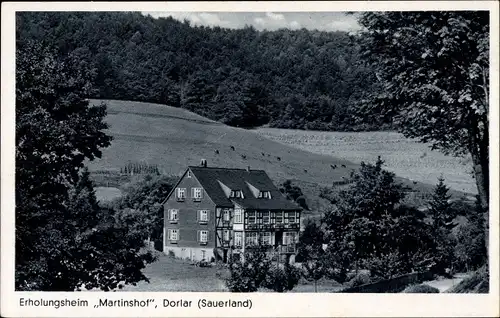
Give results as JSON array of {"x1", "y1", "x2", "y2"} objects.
[
  {"x1": 246, "y1": 166, "x2": 250, "y2": 172},
  {"x1": 200, "y1": 159, "x2": 207, "y2": 167}
]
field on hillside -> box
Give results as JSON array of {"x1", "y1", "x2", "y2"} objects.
[
  {"x1": 257, "y1": 128, "x2": 476, "y2": 195},
  {"x1": 87, "y1": 100, "x2": 473, "y2": 212},
  {"x1": 87, "y1": 100, "x2": 361, "y2": 211}
]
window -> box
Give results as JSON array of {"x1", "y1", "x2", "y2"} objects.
[
  {"x1": 262, "y1": 211, "x2": 270, "y2": 224},
  {"x1": 192, "y1": 188, "x2": 203, "y2": 201},
  {"x1": 275, "y1": 211, "x2": 283, "y2": 223},
  {"x1": 284, "y1": 212, "x2": 289, "y2": 224},
  {"x1": 198, "y1": 210, "x2": 209, "y2": 223},
  {"x1": 176, "y1": 188, "x2": 186, "y2": 201},
  {"x1": 223, "y1": 210, "x2": 230, "y2": 222},
  {"x1": 261, "y1": 232, "x2": 272, "y2": 245},
  {"x1": 168, "y1": 209, "x2": 178, "y2": 222},
  {"x1": 234, "y1": 232, "x2": 242, "y2": 247},
  {"x1": 230, "y1": 190, "x2": 243, "y2": 198},
  {"x1": 168, "y1": 229, "x2": 178, "y2": 241},
  {"x1": 259, "y1": 191, "x2": 271, "y2": 198},
  {"x1": 245, "y1": 232, "x2": 258, "y2": 246},
  {"x1": 199, "y1": 230, "x2": 208, "y2": 244},
  {"x1": 247, "y1": 211, "x2": 256, "y2": 224},
  {"x1": 283, "y1": 232, "x2": 297, "y2": 245},
  {"x1": 287, "y1": 211, "x2": 297, "y2": 223},
  {"x1": 234, "y1": 209, "x2": 243, "y2": 223},
  {"x1": 223, "y1": 230, "x2": 230, "y2": 241},
  {"x1": 187, "y1": 170, "x2": 192, "y2": 178}
]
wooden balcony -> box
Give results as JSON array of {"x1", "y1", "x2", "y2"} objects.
[{"x1": 245, "y1": 223, "x2": 299, "y2": 231}]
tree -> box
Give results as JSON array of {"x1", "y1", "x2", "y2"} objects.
[
  {"x1": 454, "y1": 196, "x2": 487, "y2": 272},
  {"x1": 15, "y1": 42, "x2": 153, "y2": 291},
  {"x1": 429, "y1": 177, "x2": 454, "y2": 231},
  {"x1": 224, "y1": 246, "x2": 271, "y2": 292},
  {"x1": 427, "y1": 177, "x2": 456, "y2": 274},
  {"x1": 264, "y1": 263, "x2": 301, "y2": 293},
  {"x1": 321, "y1": 157, "x2": 434, "y2": 280},
  {"x1": 17, "y1": 12, "x2": 379, "y2": 132},
  {"x1": 296, "y1": 220, "x2": 327, "y2": 292},
  {"x1": 111, "y1": 175, "x2": 175, "y2": 245},
  {"x1": 279, "y1": 180, "x2": 309, "y2": 210},
  {"x1": 356, "y1": 12, "x2": 489, "y2": 216}
]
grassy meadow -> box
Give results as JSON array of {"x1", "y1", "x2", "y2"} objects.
[
  {"x1": 120, "y1": 253, "x2": 343, "y2": 293},
  {"x1": 89, "y1": 99, "x2": 475, "y2": 210},
  {"x1": 257, "y1": 128, "x2": 477, "y2": 195},
  {"x1": 88, "y1": 99, "x2": 359, "y2": 211}
]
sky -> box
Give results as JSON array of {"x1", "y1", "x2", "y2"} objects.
[{"x1": 142, "y1": 12, "x2": 361, "y2": 32}]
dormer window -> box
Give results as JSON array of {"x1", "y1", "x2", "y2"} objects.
[
  {"x1": 258, "y1": 191, "x2": 272, "y2": 199},
  {"x1": 230, "y1": 190, "x2": 244, "y2": 198}
]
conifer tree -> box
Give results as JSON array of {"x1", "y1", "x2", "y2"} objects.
[
  {"x1": 428, "y1": 177, "x2": 456, "y2": 274},
  {"x1": 429, "y1": 176, "x2": 454, "y2": 231}
]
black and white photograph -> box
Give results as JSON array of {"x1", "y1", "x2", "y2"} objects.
[{"x1": 1, "y1": 1, "x2": 499, "y2": 317}]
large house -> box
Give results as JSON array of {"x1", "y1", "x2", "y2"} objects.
[{"x1": 162, "y1": 160, "x2": 302, "y2": 263}]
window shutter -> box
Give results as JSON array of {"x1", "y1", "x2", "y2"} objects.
[
  {"x1": 200, "y1": 189, "x2": 204, "y2": 198},
  {"x1": 177, "y1": 230, "x2": 180, "y2": 241},
  {"x1": 191, "y1": 188, "x2": 195, "y2": 198},
  {"x1": 197, "y1": 230, "x2": 201, "y2": 242}
]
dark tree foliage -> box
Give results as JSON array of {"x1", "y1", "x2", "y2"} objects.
[
  {"x1": 263, "y1": 263, "x2": 301, "y2": 293},
  {"x1": 110, "y1": 175, "x2": 176, "y2": 244},
  {"x1": 16, "y1": 12, "x2": 379, "y2": 131},
  {"x1": 429, "y1": 177, "x2": 454, "y2": 231},
  {"x1": 225, "y1": 246, "x2": 271, "y2": 292},
  {"x1": 426, "y1": 177, "x2": 456, "y2": 274},
  {"x1": 454, "y1": 196, "x2": 487, "y2": 272},
  {"x1": 279, "y1": 180, "x2": 309, "y2": 210},
  {"x1": 356, "y1": 11, "x2": 489, "y2": 215},
  {"x1": 296, "y1": 220, "x2": 328, "y2": 292},
  {"x1": 15, "y1": 42, "x2": 153, "y2": 291},
  {"x1": 321, "y1": 157, "x2": 435, "y2": 280}
]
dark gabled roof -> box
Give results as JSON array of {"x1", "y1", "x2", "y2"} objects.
[{"x1": 188, "y1": 166, "x2": 301, "y2": 211}]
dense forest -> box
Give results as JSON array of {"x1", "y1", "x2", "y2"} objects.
[{"x1": 16, "y1": 12, "x2": 383, "y2": 130}]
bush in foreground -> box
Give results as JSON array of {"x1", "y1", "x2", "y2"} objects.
[
  {"x1": 403, "y1": 284, "x2": 440, "y2": 293},
  {"x1": 264, "y1": 263, "x2": 301, "y2": 293},
  {"x1": 346, "y1": 272, "x2": 372, "y2": 288}
]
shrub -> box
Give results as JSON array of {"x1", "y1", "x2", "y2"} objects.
[
  {"x1": 264, "y1": 263, "x2": 301, "y2": 292},
  {"x1": 167, "y1": 250, "x2": 175, "y2": 258},
  {"x1": 403, "y1": 284, "x2": 440, "y2": 293},
  {"x1": 224, "y1": 247, "x2": 271, "y2": 292},
  {"x1": 346, "y1": 272, "x2": 372, "y2": 288}
]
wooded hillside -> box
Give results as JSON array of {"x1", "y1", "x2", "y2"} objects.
[{"x1": 16, "y1": 12, "x2": 381, "y2": 131}]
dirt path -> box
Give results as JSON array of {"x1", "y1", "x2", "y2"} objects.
[{"x1": 424, "y1": 273, "x2": 468, "y2": 292}]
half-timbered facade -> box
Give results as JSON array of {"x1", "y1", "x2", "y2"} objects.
[{"x1": 162, "y1": 161, "x2": 302, "y2": 263}]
